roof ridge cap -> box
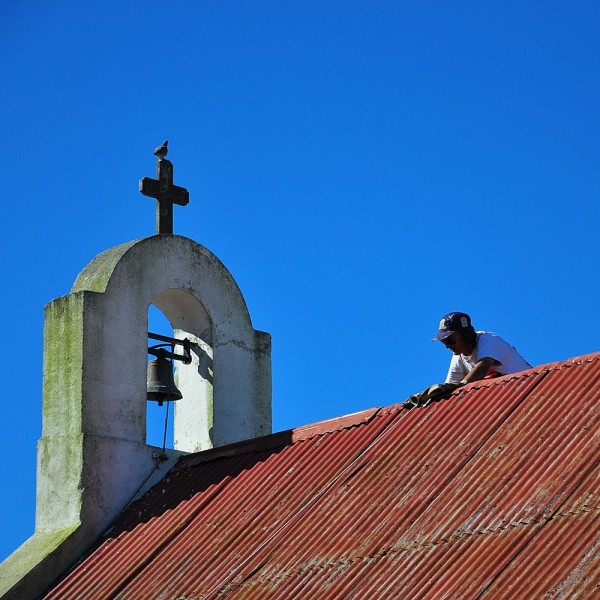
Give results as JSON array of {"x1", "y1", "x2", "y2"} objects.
[
  {"x1": 173, "y1": 407, "x2": 381, "y2": 470},
  {"x1": 290, "y1": 406, "x2": 381, "y2": 440}
]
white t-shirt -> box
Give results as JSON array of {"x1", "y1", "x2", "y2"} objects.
[{"x1": 445, "y1": 331, "x2": 532, "y2": 383}]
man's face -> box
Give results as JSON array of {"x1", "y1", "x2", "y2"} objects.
[{"x1": 442, "y1": 331, "x2": 470, "y2": 355}]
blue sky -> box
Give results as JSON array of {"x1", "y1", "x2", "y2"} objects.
[{"x1": 1, "y1": 2, "x2": 599, "y2": 562}]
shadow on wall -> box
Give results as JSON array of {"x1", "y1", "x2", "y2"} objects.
[{"x1": 98, "y1": 431, "x2": 293, "y2": 538}]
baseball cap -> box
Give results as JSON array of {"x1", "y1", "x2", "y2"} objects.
[{"x1": 432, "y1": 312, "x2": 472, "y2": 341}]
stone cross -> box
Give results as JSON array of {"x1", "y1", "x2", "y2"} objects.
[{"x1": 139, "y1": 157, "x2": 189, "y2": 234}]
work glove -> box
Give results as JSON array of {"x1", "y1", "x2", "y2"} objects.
[
  {"x1": 403, "y1": 388, "x2": 430, "y2": 408},
  {"x1": 404, "y1": 381, "x2": 465, "y2": 409},
  {"x1": 426, "y1": 381, "x2": 464, "y2": 401}
]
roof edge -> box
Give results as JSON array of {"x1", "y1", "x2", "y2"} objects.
[
  {"x1": 174, "y1": 406, "x2": 381, "y2": 471},
  {"x1": 458, "y1": 351, "x2": 600, "y2": 392}
]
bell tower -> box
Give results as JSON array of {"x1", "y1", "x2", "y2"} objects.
[
  {"x1": 37, "y1": 234, "x2": 271, "y2": 534},
  {"x1": 0, "y1": 145, "x2": 271, "y2": 600}
]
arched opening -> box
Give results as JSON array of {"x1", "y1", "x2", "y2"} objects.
[
  {"x1": 147, "y1": 289, "x2": 215, "y2": 453},
  {"x1": 146, "y1": 304, "x2": 177, "y2": 448}
]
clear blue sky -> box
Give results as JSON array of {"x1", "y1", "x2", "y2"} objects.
[{"x1": 1, "y1": 1, "x2": 599, "y2": 562}]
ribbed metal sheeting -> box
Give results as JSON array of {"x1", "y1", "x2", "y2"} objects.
[{"x1": 43, "y1": 354, "x2": 600, "y2": 599}]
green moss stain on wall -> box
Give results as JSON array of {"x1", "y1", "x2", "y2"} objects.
[
  {"x1": 0, "y1": 525, "x2": 79, "y2": 597},
  {"x1": 42, "y1": 293, "x2": 85, "y2": 436},
  {"x1": 38, "y1": 293, "x2": 87, "y2": 530}
]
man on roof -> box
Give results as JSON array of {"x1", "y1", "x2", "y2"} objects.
[{"x1": 433, "y1": 312, "x2": 532, "y2": 386}]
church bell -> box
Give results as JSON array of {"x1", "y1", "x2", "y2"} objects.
[{"x1": 147, "y1": 351, "x2": 183, "y2": 406}]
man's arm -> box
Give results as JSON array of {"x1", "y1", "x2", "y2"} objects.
[
  {"x1": 445, "y1": 355, "x2": 468, "y2": 383},
  {"x1": 463, "y1": 356, "x2": 499, "y2": 384}
]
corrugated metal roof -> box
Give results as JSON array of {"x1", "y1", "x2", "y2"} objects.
[{"x1": 42, "y1": 353, "x2": 600, "y2": 598}]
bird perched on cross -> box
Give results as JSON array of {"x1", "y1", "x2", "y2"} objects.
[{"x1": 153, "y1": 140, "x2": 168, "y2": 160}]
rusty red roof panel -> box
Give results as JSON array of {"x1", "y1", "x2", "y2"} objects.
[{"x1": 42, "y1": 353, "x2": 600, "y2": 598}]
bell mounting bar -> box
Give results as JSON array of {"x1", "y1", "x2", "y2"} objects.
[{"x1": 148, "y1": 332, "x2": 193, "y2": 364}]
